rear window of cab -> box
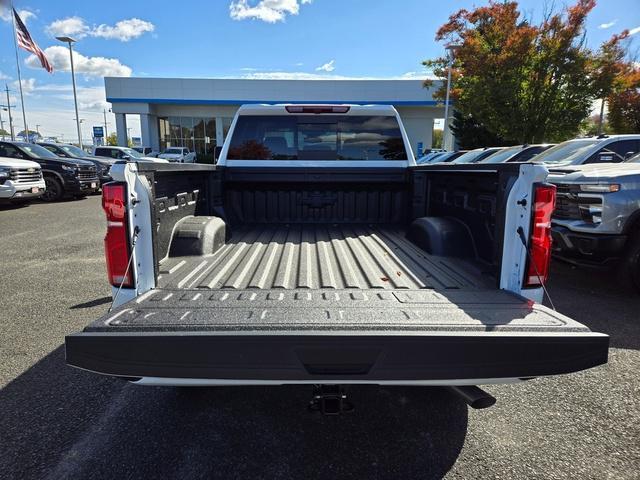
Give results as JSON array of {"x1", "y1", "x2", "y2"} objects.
[{"x1": 227, "y1": 115, "x2": 407, "y2": 161}]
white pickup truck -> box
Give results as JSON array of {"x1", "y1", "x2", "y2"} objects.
[
  {"x1": 0, "y1": 156, "x2": 46, "y2": 204},
  {"x1": 66, "y1": 105, "x2": 608, "y2": 410}
]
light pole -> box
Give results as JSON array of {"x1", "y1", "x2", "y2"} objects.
[
  {"x1": 73, "y1": 118, "x2": 85, "y2": 147},
  {"x1": 35, "y1": 124, "x2": 41, "y2": 137},
  {"x1": 442, "y1": 43, "x2": 461, "y2": 151},
  {"x1": 56, "y1": 36, "x2": 82, "y2": 149},
  {"x1": 5, "y1": 85, "x2": 15, "y2": 140}
]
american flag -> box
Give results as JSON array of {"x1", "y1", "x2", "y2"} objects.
[{"x1": 13, "y1": 8, "x2": 53, "y2": 74}]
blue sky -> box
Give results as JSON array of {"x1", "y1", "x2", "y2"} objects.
[{"x1": 0, "y1": 0, "x2": 638, "y2": 140}]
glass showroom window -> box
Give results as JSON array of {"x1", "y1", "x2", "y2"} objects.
[{"x1": 158, "y1": 116, "x2": 217, "y2": 161}]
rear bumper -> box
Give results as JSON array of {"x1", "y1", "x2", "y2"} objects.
[
  {"x1": 66, "y1": 331, "x2": 609, "y2": 382},
  {"x1": 551, "y1": 225, "x2": 627, "y2": 267}
]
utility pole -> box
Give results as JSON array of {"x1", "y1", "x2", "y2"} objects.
[
  {"x1": 5, "y1": 85, "x2": 15, "y2": 141},
  {"x1": 35, "y1": 124, "x2": 41, "y2": 137},
  {"x1": 103, "y1": 108, "x2": 110, "y2": 138}
]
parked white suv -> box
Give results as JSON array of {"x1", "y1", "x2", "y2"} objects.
[
  {"x1": 0, "y1": 156, "x2": 46, "y2": 203},
  {"x1": 92, "y1": 146, "x2": 169, "y2": 163},
  {"x1": 157, "y1": 147, "x2": 196, "y2": 163}
]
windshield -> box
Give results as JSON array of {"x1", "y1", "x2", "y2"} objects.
[
  {"x1": 121, "y1": 148, "x2": 142, "y2": 158},
  {"x1": 60, "y1": 144, "x2": 87, "y2": 157},
  {"x1": 20, "y1": 143, "x2": 59, "y2": 159},
  {"x1": 452, "y1": 149, "x2": 489, "y2": 164},
  {"x1": 626, "y1": 152, "x2": 640, "y2": 163},
  {"x1": 227, "y1": 115, "x2": 407, "y2": 161},
  {"x1": 481, "y1": 146, "x2": 522, "y2": 163},
  {"x1": 164, "y1": 148, "x2": 183, "y2": 154},
  {"x1": 533, "y1": 139, "x2": 599, "y2": 165}
]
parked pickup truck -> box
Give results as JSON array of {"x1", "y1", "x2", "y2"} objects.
[
  {"x1": 0, "y1": 156, "x2": 46, "y2": 203},
  {"x1": 548, "y1": 153, "x2": 640, "y2": 292},
  {"x1": 66, "y1": 105, "x2": 608, "y2": 408}
]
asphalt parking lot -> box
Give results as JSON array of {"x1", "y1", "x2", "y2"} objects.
[{"x1": 1, "y1": 196, "x2": 639, "y2": 480}]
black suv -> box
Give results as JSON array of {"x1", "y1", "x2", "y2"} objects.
[
  {"x1": 0, "y1": 141, "x2": 99, "y2": 201},
  {"x1": 38, "y1": 142, "x2": 114, "y2": 185}
]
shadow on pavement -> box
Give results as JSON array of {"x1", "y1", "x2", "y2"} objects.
[
  {"x1": 547, "y1": 261, "x2": 640, "y2": 351},
  {"x1": 70, "y1": 296, "x2": 112, "y2": 309},
  {"x1": 0, "y1": 346, "x2": 468, "y2": 480}
]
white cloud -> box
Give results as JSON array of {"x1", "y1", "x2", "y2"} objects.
[
  {"x1": 229, "y1": 0, "x2": 312, "y2": 23},
  {"x1": 92, "y1": 18, "x2": 155, "y2": 41},
  {"x1": 45, "y1": 17, "x2": 154, "y2": 42},
  {"x1": 629, "y1": 26, "x2": 640, "y2": 36},
  {"x1": 315, "y1": 59, "x2": 335, "y2": 72},
  {"x1": 25, "y1": 46, "x2": 132, "y2": 77},
  {"x1": 45, "y1": 16, "x2": 90, "y2": 39},
  {"x1": 0, "y1": 8, "x2": 36, "y2": 24},
  {"x1": 598, "y1": 20, "x2": 617, "y2": 29},
  {"x1": 0, "y1": 71, "x2": 11, "y2": 80},
  {"x1": 43, "y1": 85, "x2": 109, "y2": 110},
  {"x1": 11, "y1": 78, "x2": 36, "y2": 94}
]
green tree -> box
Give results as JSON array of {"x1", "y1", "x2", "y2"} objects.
[
  {"x1": 0, "y1": 128, "x2": 10, "y2": 137},
  {"x1": 450, "y1": 110, "x2": 510, "y2": 149},
  {"x1": 106, "y1": 133, "x2": 118, "y2": 146},
  {"x1": 432, "y1": 129, "x2": 443, "y2": 149},
  {"x1": 423, "y1": 0, "x2": 628, "y2": 143},
  {"x1": 607, "y1": 63, "x2": 640, "y2": 133}
]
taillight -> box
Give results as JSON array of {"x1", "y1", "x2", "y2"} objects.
[
  {"x1": 102, "y1": 182, "x2": 133, "y2": 288},
  {"x1": 524, "y1": 183, "x2": 556, "y2": 287}
]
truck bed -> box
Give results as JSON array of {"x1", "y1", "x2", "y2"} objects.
[{"x1": 157, "y1": 224, "x2": 492, "y2": 291}]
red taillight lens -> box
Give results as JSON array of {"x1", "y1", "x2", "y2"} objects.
[
  {"x1": 102, "y1": 182, "x2": 133, "y2": 288},
  {"x1": 524, "y1": 183, "x2": 556, "y2": 287}
]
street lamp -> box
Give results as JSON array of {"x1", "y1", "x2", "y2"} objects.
[
  {"x1": 56, "y1": 36, "x2": 82, "y2": 150},
  {"x1": 443, "y1": 43, "x2": 461, "y2": 151}
]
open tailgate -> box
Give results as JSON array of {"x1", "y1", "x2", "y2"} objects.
[{"x1": 66, "y1": 288, "x2": 608, "y2": 382}]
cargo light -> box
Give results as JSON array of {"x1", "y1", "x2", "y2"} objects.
[
  {"x1": 524, "y1": 183, "x2": 556, "y2": 288},
  {"x1": 285, "y1": 105, "x2": 350, "y2": 114},
  {"x1": 102, "y1": 182, "x2": 133, "y2": 288}
]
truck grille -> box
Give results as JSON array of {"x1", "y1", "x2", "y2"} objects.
[
  {"x1": 78, "y1": 167, "x2": 97, "y2": 180},
  {"x1": 553, "y1": 183, "x2": 602, "y2": 223},
  {"x1": 10, "y1": 167, "x2": 43, "y2": 184}
]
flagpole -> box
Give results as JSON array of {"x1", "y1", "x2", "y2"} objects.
[{"x1": 10, "y1": 3, "x2": 29, "y2": 142}]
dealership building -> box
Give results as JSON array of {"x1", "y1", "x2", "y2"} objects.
[{"x1": 105, "y1": 77, "x2": 448, "y2": 159}]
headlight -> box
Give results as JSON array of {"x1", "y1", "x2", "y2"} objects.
[
  {"x1": 61, "y1": 164, "x2": 77, "y2": 172},
  {"x1": 579, "y1": 184, "x2": 620, "y2": 193},
  {"x1": 0, "y1": 166, "x2": 10, "y2": 184}
]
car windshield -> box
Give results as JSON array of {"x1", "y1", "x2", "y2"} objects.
[
  {"x1": 20, "y1": 143, "x2": 59, "y2": 159},
  {"x1": 60, "y1": 144, "x2": 87, "y2": 157},
  {"x1": 626, "y1": 152, "x2": 640, "y2": 163},
  {"x1": 164, "y1": 148, "x2": 183, "y2": 154},
  {"x1": 452, "y1": 149, "x2": 490, "y2": 164},
  {"x1": 121, "y1": 148, "x2": 142, "y2": 158},
  {"x1": 533, "y1": 139, "x2": 599, "y2": 165},
  {"x1": 227, "y1": 115, "x2": 407, "y2": 160},
  {"x1": 481, "y1": 146, "x2": 523, "y2": 163}
]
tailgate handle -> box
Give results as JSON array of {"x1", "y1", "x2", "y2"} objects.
[{"x1": 297, "y1": 347, "x2": 380, "y2": 375}]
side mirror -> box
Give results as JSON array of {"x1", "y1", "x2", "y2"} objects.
[
  {"x1": 121, "y1": 155, "x2": 130, "y2": 160},
  {"x1": 624, "y1": 151, "x2": 635, "y2": 160},
  {"x1": 598, "y1": 151, "x2": 615, "y2": 162}
]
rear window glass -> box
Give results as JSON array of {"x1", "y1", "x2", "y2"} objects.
[{"x1": 227, "y1": 115, "x2": 407, "y2": 161}]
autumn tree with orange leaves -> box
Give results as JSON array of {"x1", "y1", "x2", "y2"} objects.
[{"x1": 424, "y1": 0, "x2": 634, "y2": 145}]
